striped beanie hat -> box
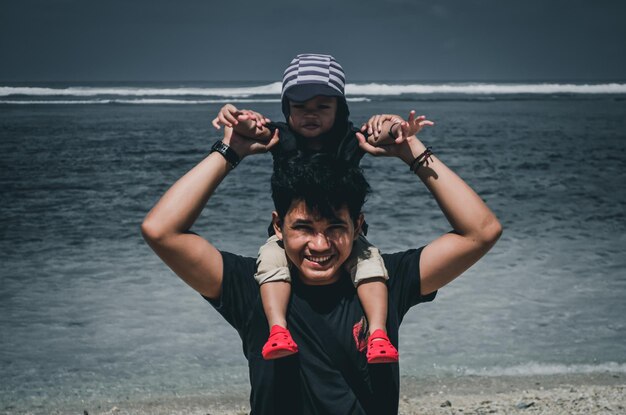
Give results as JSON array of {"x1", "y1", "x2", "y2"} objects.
[{"x1": 281, "y1": 54, "x2": 346, "y2": 102}]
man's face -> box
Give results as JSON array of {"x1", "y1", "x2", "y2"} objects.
[
  {"x1": 288, "y1": 96, "x2": 338, "y2": 139},
  {"x1": 273, "y1": 200, "x2": 362, "y2": 285}
]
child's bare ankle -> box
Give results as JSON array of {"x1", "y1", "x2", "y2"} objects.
[
  {"x1": 268, "y1": 319, "x2": 288, "y2": 329},
  {"x1": 368, "y1": 326, "x2": 386, "y2": 336}
]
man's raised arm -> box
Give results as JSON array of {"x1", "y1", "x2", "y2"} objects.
[
  {"x1": 357, "y1": 121, "x2": 502, "y2": 296},
  {"x1": 141, "y1": 128, "x2": 279, "y2": 300}
]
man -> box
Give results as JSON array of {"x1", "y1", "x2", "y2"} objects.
[{"x1": 141, "y1": 124, "x2": 502, "y2": 414}]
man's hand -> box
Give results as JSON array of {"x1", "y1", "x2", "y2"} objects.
[
  {"x1": 212, "y1": 104, "x2": 273, "y2": 141},
  {"x1": 361, "y1": 111, "x2": 433, "y2": 146},
  {"x1": 356, "y1": 125, "x2": 418, "y2": 164},
  {"x1": 360, "y1": 114, "x2": 403, "y2": 141},
  {"x1": 223, "y1": 126, "x2": 280, "y2": 160},
  {"x1": 212, "y1": 104, "x2": 271, "y2": 128},
  {"x1": 356, "y1": 114, "x2": 432, "y2": 165}
]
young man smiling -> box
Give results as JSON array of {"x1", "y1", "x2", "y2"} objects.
[{"x1": 141, "y1": 124, "x2": 502, "y2": 414}]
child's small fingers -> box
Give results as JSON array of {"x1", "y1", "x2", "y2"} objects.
[
  {"x1": 407, "y1": 110, "x2": 416, "y2": 123},
  {"x1": 218, "y1": 114, "x2": 232, "y2": 128},
  {"x1": 367, "y1": 117, "x2": 375, "y2": 133},
  {"x1": 402, "y1": 122, "x2": 411, "y2": 138},
  {"x1": 396, "y1": 128, "x2": 404, "y2": 142},
  {"x1": 379, "y1": 115, "x2": 388, "y2": 133},
  {"x1": 224, "y1": 112, "x2": 238, "y2": 126},
  {"x1": 370, "y1": 115, "x2": 378, "y2": 133},
  {"x1": 211, "y1": 117, "x2": 221, "y2": 129}
]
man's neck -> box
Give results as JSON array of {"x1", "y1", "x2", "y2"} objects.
[{"x1": 293, "y1": 269, "x2": 347, "y2": 287}]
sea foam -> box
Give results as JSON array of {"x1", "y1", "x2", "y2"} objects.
[
  {"x1": 2, "y1": 82, "x2": 626, "y2": 98},
  {"x1": 0, "y1": 98, "x2": 282, "y2": 105},
  {"x1": 0, "y1": 98, "x2": 369, "y2": 105}
]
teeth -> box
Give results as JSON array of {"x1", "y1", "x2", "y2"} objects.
[{"x1": 306, "y1": 255, "x2": 331, "y2": 263}]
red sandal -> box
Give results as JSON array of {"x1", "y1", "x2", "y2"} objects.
[
  {"x1": 366, "y1": 329, "x2": 399, "y2": 364},
  {"x1": 262, "y1": 325, "x2": 299, "y2": 360}
]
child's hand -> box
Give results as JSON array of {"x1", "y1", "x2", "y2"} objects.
[
  {"x1": 360, "y1": 114, "x2": 403, "y2": 140},
  {"x1": 237, "y1": 109, "x2": 272, "y2": 129},
  {"x1": 212, "y1": 105, "x2": 272, "y2": 142},
  {"x1": 212, "y1": 104, "x2": 239, "y2": 129},
  {"x1": 363, "y1": 111, "x2": 434, "y2": 146},
  {"x1": 224, "y1": 126, "x2": 280, "y2": 159},
  {"x1": 212, "y1": 105, "x2": 271, "y2": 129},
  {"x1": 402, "y1": 110, "x2": 434, "y2": 140}
]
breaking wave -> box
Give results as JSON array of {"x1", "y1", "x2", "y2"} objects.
[
  {"x1": 0, "y1": 97, "x2": 370, "y2": 105},
  {"x1": 2, "y1": 82, "x2": 626, "y2": 99}
]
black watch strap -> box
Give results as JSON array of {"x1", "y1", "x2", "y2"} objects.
[{"x1": 210, "y1": 141, "x2": 240, "y2": 168}]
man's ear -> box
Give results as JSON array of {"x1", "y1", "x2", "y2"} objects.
[
  {"x1": 354, "y1": 213, "x2": 365, "y2": 239},
  {"x1": 272, "y1": 211, "x2": 283, "y2": 240}
]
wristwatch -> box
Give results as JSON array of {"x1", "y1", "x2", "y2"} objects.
[{"x1": 210, "y1": 141, "x2": 240, "y2": 168}]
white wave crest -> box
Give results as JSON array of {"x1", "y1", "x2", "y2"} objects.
[
  {"x1": 0, "y1": 98, "x2": 282, "y2": 105},
  {"x1": 447, "y1": 362, "x2": 626, "y2": 377},
  {"x1": 0, "y1": 82, "x2": 283, "y2": 97},
  {"x1": 0, "y1": 97, "x2": 369, "y2": 105},
  {"x1": 2, "y1": 82, "x2": 626, "y2": 98},
  {"x1": 345, "y1": 82, "x2": 626, "y2": 95}
]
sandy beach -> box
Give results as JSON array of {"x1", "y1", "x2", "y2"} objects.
[
  {"x1": 13, "y1": 372, "x2": 621, "y2": 415},
  {"x1": 398, "y1": 372, "x2": 624, "y2": 415}
]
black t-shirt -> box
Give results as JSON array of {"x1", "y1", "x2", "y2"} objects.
[{"x1": 205, "y1": 248, "x2": 436, "y2": 415}]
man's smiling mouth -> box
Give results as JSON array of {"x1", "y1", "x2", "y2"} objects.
[{"x1": 305, "y1": 255, "x2": 333, "y2": 265}]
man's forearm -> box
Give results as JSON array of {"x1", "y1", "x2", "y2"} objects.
[
  {"x1": 139, "y1": 148, "x2": 234, "y2": 299},
  {"x1": 141, "y1": 128, "x2": 277, "y2": 299},
  {"x1": 142, "y1": 152, "x2": 231, "y2": 240},
  {"x1": 406, "y1": 138, "x2": 501, "y2": 295},
  {"x1": 405, "y1": 141, "x2": 500, "y2": 242}
]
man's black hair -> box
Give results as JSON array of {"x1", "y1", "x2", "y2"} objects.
[{"x1": 271, "y1": 153, "x2": 370, "y2": 223}]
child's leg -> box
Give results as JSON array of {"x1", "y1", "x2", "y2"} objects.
[
  {"x1": 356, "y1": 278, "x2": 388, "y2": 334},
  {"x1": 348, "y1": 234, "x2": 390, "y2": 334},
  {"x1": 260, "y1": 281, "x2": 291, "y2": 329},
  {"x1": 348, "y1": 234, "x2": 398, "y2": 363},
  {"x1": 255, "y1": 235, "x2": 298, "y2": 359}
]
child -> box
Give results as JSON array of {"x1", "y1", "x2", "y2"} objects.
[{"x1": 212, "y1": 54, "x2": 431, "y2": 364}]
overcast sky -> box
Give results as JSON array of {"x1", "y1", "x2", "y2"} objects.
[{"x1": 1, "y1": 0, "x2": 625, "y2": 82}]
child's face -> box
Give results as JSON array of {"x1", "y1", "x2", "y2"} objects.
[{"x1": 288, "y1": 96, "x2": 338, "y2": 138}]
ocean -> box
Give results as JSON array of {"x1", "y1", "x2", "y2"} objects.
[{"x1": 1, "y1": 81, "x2": 625, "y2": 412}]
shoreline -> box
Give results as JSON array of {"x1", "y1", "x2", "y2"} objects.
[{"x1": 5, "y1": 372, "x2": 623, "y2": 415}]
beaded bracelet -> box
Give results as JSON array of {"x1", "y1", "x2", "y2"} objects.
[{"x1": 409, "y1": 146, "x2": 433, "y2": 173}]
